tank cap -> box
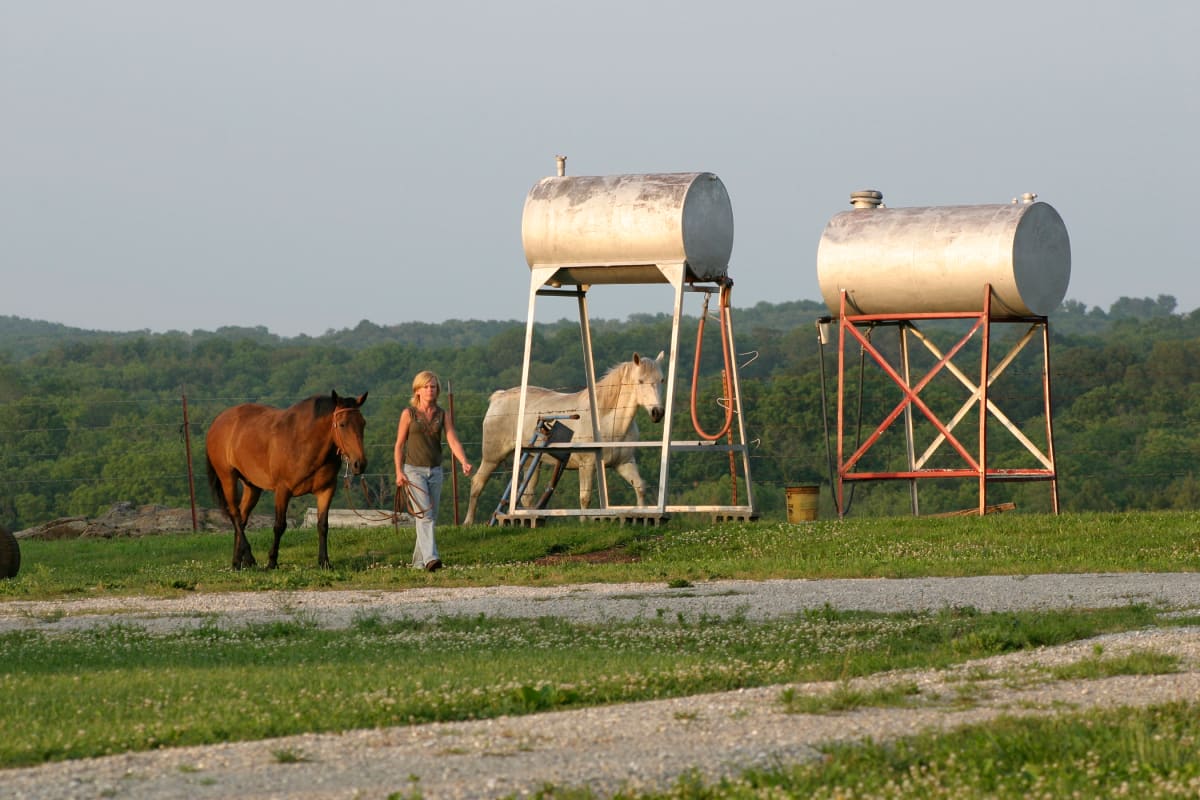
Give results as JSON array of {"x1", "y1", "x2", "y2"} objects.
[{"x1": 849, "y1": 190, "x2": 884, "y2": 209}]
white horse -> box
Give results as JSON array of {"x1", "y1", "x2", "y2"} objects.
[{"x1": 464, "y1": 352, "x2": 665, "y2": 525}]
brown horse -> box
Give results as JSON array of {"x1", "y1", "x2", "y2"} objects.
[{"x1": 205, "y1": 390, "x2": 368, "y2": 569}]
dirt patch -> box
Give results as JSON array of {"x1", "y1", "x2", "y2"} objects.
[{"x1": 534, "y1": 546, "x2": 639, "y2": 565}]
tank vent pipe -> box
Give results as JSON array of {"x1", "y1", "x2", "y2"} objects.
[
  {"x1": 555, "y1": 155, "x2": 567, "y2": 177},
  {"x1": 849, "y1": 189, "x2": 883, "y2": 209},
  {"x1": 1012, "y1": 192, "x2": 1039, "y2": 204}
]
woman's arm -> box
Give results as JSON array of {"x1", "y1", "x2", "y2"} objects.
[
  {"x1": 393, "y1": 408, "x2": 412, "y2": 485},
  {"x1": 444, "y1": 408, "x2": 473, "y2": 476}
]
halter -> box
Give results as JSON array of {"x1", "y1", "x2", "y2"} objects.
[{"x1": 331, "y1": 406, "x2": 360, "y2": 463}]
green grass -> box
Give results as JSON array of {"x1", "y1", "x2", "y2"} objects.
[
  {"x1": 3, "y1": 509, "x2": 1199, "y2": 601},
  {"x1": 3, "y1": 508, "x2": 1200, "y2": 795},
  {"x1": 801, "y1": 702, "x2": 1200, "y2": 800},
  {"x1": 779, "y1": 680, "x2": 924, "y2": 715},
  {"x1": 567, "y1": 702, "x2": 1200, "y2": 799},
  {"x1": 0, "y1": 604, "x2": 1172, "y2": 768},
  {"x1": 1048, "y1": 649, "x2": 1183, "y2": 681}
]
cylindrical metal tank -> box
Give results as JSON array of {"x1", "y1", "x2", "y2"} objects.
[
  {"x1": 521, "y1": 172, "x2": 734, "y2": 283},
  {"x1": 816, "y1": 192, "x2": 1071, "y2": 317}
]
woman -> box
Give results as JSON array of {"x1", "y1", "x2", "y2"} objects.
[{"x1": 394, "y1": 371, "x2": 472, "y2": 571}]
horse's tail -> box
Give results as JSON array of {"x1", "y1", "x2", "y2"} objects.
[{"x1": 205, "y1": 455, "x2": 235, "y2": 521}]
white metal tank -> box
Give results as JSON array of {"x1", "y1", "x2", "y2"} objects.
[
  {"x1": 521, "y1": 170, "x2": 734, "y2": 284},
  {"x1": 816, "y1": 191, "x2": 1071, "y2": 318}
]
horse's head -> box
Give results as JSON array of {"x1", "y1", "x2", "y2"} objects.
[
  {"x1": 631, "y1": 351, "x2": 665, "y2": 424},
  {"x1": 330, "y1": 390, "x2": 369, "y2": 475}
]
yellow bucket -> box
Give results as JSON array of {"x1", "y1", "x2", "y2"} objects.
[{"x1": 785, "y1": 485, "x2": 819, "y2": 523}]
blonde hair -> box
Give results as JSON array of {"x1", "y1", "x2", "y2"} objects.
[{"x1": 409, "y1": 370, "x2": 441, "y2": 407}]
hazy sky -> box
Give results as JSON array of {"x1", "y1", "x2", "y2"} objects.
[{"x1": 3, "y1": 2, "x2": 1196, "y2": 337}]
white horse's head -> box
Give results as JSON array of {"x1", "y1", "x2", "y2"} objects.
[{"x1": 631, "y1": 351, "x2": 665, "y2": 423}]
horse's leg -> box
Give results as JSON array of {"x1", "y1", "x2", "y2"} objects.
[
  {"x1": 519, "y1": 461, "x2": 543, "y2": 509},
  {"x1": 232, "y1": 517, "x2": 253, "y2": 570},
  {"x1": 614, "y1": 459, "x2": 648, "y2": 506},
  {"x1": 464, "y1": 457, "x2": 502, "y2": 525},
  {"x1": 232, "y1": 530, "x2": 245, "y2": 569},
  {"x1": 577, "y1": 454, "x2": 595, "y2": 510},
  {"x1": 311, "y1": 486, "x2": 335, "y2": 569},
  {"x1": 234, "y1": 483, "x2": 261, "y2": 569},
  {"x1": 214, "y1": 473, "x2": 245, "y2": 570},
  {"x1": 266, "y1": 490, "x2": 293, "y2": 570}
]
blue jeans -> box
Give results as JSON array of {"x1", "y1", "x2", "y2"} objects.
[{"x1": 404, "y1": 464, "x2": 443, "y2": 568}]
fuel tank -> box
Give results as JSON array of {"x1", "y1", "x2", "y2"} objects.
[
  {"x1": 522, "y1": 171, "x2": 734, "y2": 284},
  {"x1": 816, "y1": 191, "x2": 1070, "y2": 317}
]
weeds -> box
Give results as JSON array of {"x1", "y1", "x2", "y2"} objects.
[{"x1": 780, "y1": 681, "x2": 923, "y2": 714}]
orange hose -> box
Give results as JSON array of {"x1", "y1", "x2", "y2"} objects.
[{"x1": 690, "y1": 282, "x2": 735, "y2": 441}]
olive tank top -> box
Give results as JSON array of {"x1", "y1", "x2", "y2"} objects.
[{"x1": 404, "y1": 406, "x2": 444, "y2": 468}]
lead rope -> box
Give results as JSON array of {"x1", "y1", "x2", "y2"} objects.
[
  {"x1": 330, "y1": 406, "x2": 391, "y2": 523},
  {"x1": 339, "y1": 469, "x2": 392, "y2": 522},
  {"x1": 397, "y1": 481, "x2": 433, "y2": 520}
]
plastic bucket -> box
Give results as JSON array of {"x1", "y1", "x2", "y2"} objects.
[{"x1": 785, "y1": 486, "x2": 819, "y2": 523}]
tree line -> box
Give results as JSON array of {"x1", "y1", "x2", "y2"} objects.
[{"x1": 0, "y1": 293, "x2": 1196, "y2": 529}]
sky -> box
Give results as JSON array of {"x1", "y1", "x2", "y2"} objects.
[{"x1": 3, "y1": 2, "x2": 1197, "y2": 338}]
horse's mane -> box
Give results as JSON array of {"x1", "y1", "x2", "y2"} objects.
[
  {"x1": 302, "y1": 393, "x2": 353, "y2": 419},
  {"x1": 488, "y1": 359, "x2": 655, "y2": 410},
  {"x1": 288, "y1": 394, "x2": 330, "y2": 420},
  {"x1": 595, "y1": 358, "x2": 657, "y2": 410}
]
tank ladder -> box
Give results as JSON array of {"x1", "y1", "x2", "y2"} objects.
[{"x1": 489, "y1": 414, "x2": 575, "y2": 526}]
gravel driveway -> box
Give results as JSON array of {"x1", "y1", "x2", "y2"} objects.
[{"x1": 4, "y1": 573, "x2": 1200, "y2": 799}]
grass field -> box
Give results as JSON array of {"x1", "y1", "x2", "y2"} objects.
[
  {"x1": 3, "y1": 510, "x2": 1199, "y2": 601},
  {"x1": 3, "y1": 510, "x2": 1200, "y2": 797}
]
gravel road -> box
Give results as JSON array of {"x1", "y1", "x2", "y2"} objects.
[{"x1": 4, "y1": 573, "x2": 1200, "y2": 799}]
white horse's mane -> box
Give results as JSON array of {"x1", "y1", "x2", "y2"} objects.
[
  {"x1": 594, "y1": 358, "x2": 646, "y2": 410},
  {"x1": 489, "y1": 356, "x2": 660, "y2": 411}
]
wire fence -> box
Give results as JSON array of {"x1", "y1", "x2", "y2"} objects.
[{"x1": 2, "y1": 379, "x2": 1197, "y2": 531}]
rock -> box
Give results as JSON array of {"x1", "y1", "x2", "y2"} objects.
[
  {"x1": 15, "y1": 503, "x2": 291, "y2": 540},
  {"x1": 301, "y1": 508, "x2": 409, "y2": 529},
  {"x1": 17, "y1": 516, "x2": 91, "y2": 540}
]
